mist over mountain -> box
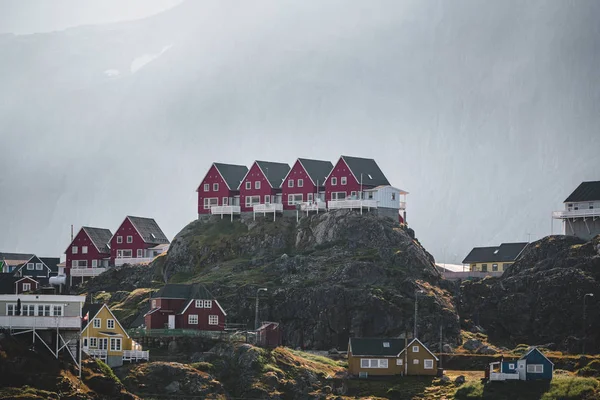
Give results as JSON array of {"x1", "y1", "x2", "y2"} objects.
[{"x1": 0, "y1": 0, "x2": 599, "y2": 263}]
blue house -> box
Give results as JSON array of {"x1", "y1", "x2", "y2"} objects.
[{"x1": 488, "y1": 347, "x2": 553, "y2": 381}]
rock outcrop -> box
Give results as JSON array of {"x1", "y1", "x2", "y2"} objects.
[{"x1": 459, "y1": 235, "x2": 600, "y2": 353}]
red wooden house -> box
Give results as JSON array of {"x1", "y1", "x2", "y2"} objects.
[
  {"x1": 110, "y1": 216, "x2": 170, "y2": 266},
  {"x1": 196, "y1": 163, "x2": 249, "y2": 216},
  {"x1": 256, "y1": 321, "x2": 283, "y2": 348},
  {"x1": 281, "y1": 158, "x2": 333, "y2": 210},
  {"x1": 324, "y1": 156, "x2": 390, "y2": 202},
  {"x1": 65, "y1": 227, "x2": 112, "y2": 277},
  {"x1": 239, "y1": 161, "x2": 290, "y2": 212},
  {"x1": 144, "y1": 283, "x2": 226, "y2": 331},
  {"x1": 0, "y1": 273, "x2": 39, "y2": 294}
]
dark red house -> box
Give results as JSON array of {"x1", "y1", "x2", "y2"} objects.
[
  {"x1": 324, "y1": 156, "x2": 390, "y2": 202},
  {"x1": 239, "y1": 161, "x2": 290, "y2": 212},
  {"x1": 15, "y1": 277, "x2": 39, "y2": 294},
  {"x1": 196, "y1": 163, "x2": 249, "y2": 216},
  {"x1": 144, "y1": 283, "x2": 226, "y2": 331},
  {"x1": 256, "y1": 322, "x2": 282, "y2": 348},
  {"x1": 110, "y1": 216, "x2": 170, "y2": 266},
  {"x1": 65, "y1": 226, "x2": 112, "y2": 276},
  {"x1": 281, "y1": 158, "x2": 333, "y2": 210}
]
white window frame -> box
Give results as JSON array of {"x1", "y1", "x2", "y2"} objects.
[
  {"x1": 89, "y1": 337, "x2": 98, "y2": 348},
  {"x1": 22, "y1": 283, "x2": 31, "y2": 291},
  {"x1": 22, "y1": 304, "x2": 35, "y2": 316},
  {"x1": 7, "y1": 304, "x2": 14, "y2": 316},
  {"x1": 204, "y1": 183, "x2": 210, "y2": 192},
  {"x1": 195, "y1": 300, "x2": 204, "y2": 308},
  {"x1": 117, "y1": 249, "x2": 132, "y2": 258},
  {"x1": 331, "y1": 177, "x2": 337, "y2": 186},
  {"x1": 424, "y1": 359, "x2": 434, "y2": 369},
  {"x1": 350, "y1": 191, "x2": 357, "y2": 198},
  {"x1": 209, "y1": 315, "x2": 219, "y2": 325},
  {"x1": 509, "y1": 363, "x2": 515, "y2": 369},
  {"x1": 71, "y1": 260, "x2": 77, "y2": 267},
  {"x1": 391, "y1": 192, "x2": 396, "y2": 201},
  {"x1": 396, "y1": 359, "x2": 403, "y2": 366},
  {"x1": 245, "y1": 181, "x2": 251, "y2": 190},
  {"x1": 265, "y1": 195, "x2": 271, "y2": 204},
  {"x1": 360, "y1": 358, "x2": 388, "y2": 368},
  {"x1": 76, "y1": 260, "x2": 87, "y2": 268},
  {"x1": 137, "y1": 249, "x2": 144, "y2": 258},
  {"x1": 331, "y1": 192, "x2": 346, "y2": 201},
  {"x1": 288, "y1": 179, "x2": 294, "y2": 188},
  {"x1": 413, "y1": 359, "x2": 419, "y2": 364},
  {"x1": 107, "y1": 319, "x2": 115, "y2": 329},
  {"x1": 27, "y1": 263, "x2": 34, "y2": 270},
  {"x1": 383, "y1": 342, "x2": 390, "y2": 348},
  {"x1": 82, "y1": 246, "x2": 88, "y2": 254},
  {"x1": 288, "y1": 194, "x2": 303, "y2": 205},
  {"x1": 298, "y1": 179, "x2": 303, "y2": 187},
  {"x1": 255, "y1": 181, "x2": 261, "y2": 190},
  {"x1": 116, "y1": 236, "x2": 123, "y2": 244},
  {"x1": 213, "y1": 183, "x2": 219, "y2": 191},
  {"x1": 93, "y1": 318, "x2": 101, "y2": 328},
  {"x1": 151, "y1": 300, "x2": 157, "y2": 309},
  {"x1": 527, "y1": 364, "x2": 544, "y2": 373},
  {"x1": 92, "y1": 260, "x2": 98, "y2": 268},
  {"x1": 110, "y1": 338, "x2": 122, "y2": 351},
  {"x1": 307, "y1": 193, "x2": 314, "y2": 202},
  {"x1": 245, "y1": 195, "x2": 261, "y2": 207},
  {"x1": 412, "y1": 346, "x2": 419, "y2": 353},
  {"x1": 204, "y1": 197, "x2": 219, "y2": 209},
  {"x1": 40, "y1": 305, "x2": 50, "y2": 316},
  {"x1": 52, "y1": 305, "x2": 63, "y2": 316},
  {"x1": 127, "y1": 235, "x2": 133, "y2": 243},
  {"x1": 341, "y1": 176, "x2": 347, "y2": 185},
  {"x1": 98, "y1": 338, "x2": 108, "y2": 350},
  {"x1": 189, "y1": 314, "x2": 198, "y2": 325},
  {"x1": 72, "y1": 246, "x2": 78, "y2": 254},
  {"x1": 204, "y1": 300, "x2": 212, "y2": 308},
  {"x1": 222, "y1": 197, "x2": 228, "y2": 205},
  {"x1": 35, "y1": 263, "x2": 43, "y2": 270}
]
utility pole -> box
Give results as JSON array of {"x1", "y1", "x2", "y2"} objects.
[
  {"x1": 255, "y1": 288, "x2": 268, "y2": 330},
  {"x1": 439, "y1": 324, "x2": 443, "y2": 369},
  {"x1": 583, "y1": 293, "x2": 594, "y2": 354},
  {"x1": 414, "y1": 290, "x2": 424, "y2": 339}
]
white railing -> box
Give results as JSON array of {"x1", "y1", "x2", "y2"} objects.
[
  {"x1": 300, "y1": 201, "x2": 327, "y2": 212},
  {"x1": 490, "y1": 372, "x2": 520, "y2": 381},
  {"x1": 84, "y1": 348, "x2": 108, "y2": 359},
  {"x1": 70, "y1": 267, "x2": 107, "y2": 277},
  {"x1": 114, "y1": 257, "x2": 155, "y2": 267},
  {"x1": 328, "y1": 200, "x2": 378, "y2": 210},
  {"x1": 123, "y1": 349, "x2": 150, "y2": 361},
  {"x1": 552, "y1": 209, "x2": 600, "y2": 219},
  {"x1": 399, "y1": 201, "x2": 407, "y2": 210},
  {"x1": 253, "y1": 203, "x2": 283, "y2": 212},
  {"x1": 211, "y1": 205, "x2": 241, "y2": 215},
  {"x1": 0, "y1": 316, "x2": 81, "y2": 329}
]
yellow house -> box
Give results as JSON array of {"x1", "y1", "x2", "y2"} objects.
[
  {"x1": 462, "y1": 242, "x2": 529, "y2": 273},
  {"x1": 81, "y1": 303, "x2": 148, "y2": 367}
]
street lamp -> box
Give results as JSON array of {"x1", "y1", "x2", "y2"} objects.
[
  {"x1": 255, "y1": 288, "x2": 268, "y2": 330},
  {"x1": 414, "y1": 289, "x2": 424, "y2": 339},
  {"x1": 583, "y1": 293, "x2": 594, "y2": 354}
]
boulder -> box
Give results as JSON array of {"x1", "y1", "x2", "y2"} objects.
[
  {"x1": 454, "y1": 375, "x2": 466, "y2": 385},
  {"x1": 463, "y1": 339, "x2": 483, "y2": 351},
  {"x1": 440, "y1": 375, "x2": 451, "y2": 383},
  {"x1": 477, "y1": 345, "x2": 498, "y2": 355},
  {"x1": 442, "y1": 344, "x2": 454, "y2": 353}
]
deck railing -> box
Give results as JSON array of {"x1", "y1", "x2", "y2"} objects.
[
  {"x1": 70, "y1": 267, "x2": 107, "y2": 277},
  {"x1": 211, "y1": 205, "x2": 241, "y2": 220},
  {"x1": 328, "y1": 199, "x2": 378, "y2": 210},
  {"x1": 300, "y1": 201, "x2": 327, "y2": 212},
  {"x1": 83, "y1": 348, "x2": 108, "y2": 360},
  {"x1": 123, "y1": 349, "x2": 150, "y2": 361},
  {"x1": 552, "y1": 209, "x2": 600, "y2": 219},
  {"x1": 0, "y1": 316, "x2": 81, "y2": 329},
  {"x1": 489, "y1": 372, "x2": 520, "y2": 381}
]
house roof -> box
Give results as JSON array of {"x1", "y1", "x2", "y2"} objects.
[
  {"x1": 213, "y1": 163, "x2": 249, "y2": 191},
  {"x1": 0, "y1": 273, "x2": 17, "y2": 294},
  {"x1": 255, "y1": 161, "x2": 291, "y2": 189},
  {"x1": 82, "y1": 303, "x2": 103, "y2": 329},
  {"x1": 82, "y1": 227, "x2": 113, "y2": 254},
  {"x1": 127, "y1": 216, "x2": 170, "y2": 245},
  {"x1": 349, "y1": 338, "x2": 406, "y2": 356},
  {"x1": 0, "y1": 252, "x2": 34, "y2": 266},
  {"x1": 131, "y1": 304, "x2": 150, "y2": 328},
  {"x1": 462, "y1": 242, "x2": 529, "y2": 264},
  {"x1": 40, "y1": 257, "x2": 60, "y2": 274},
  {"x1": 398, "y1": 338, "x2": 439, "y2": 361},
  {"x1": 564, "y1": 181, "x2": 600, "y2": 203},
  {"x1": 152, "y1": 283, "x2": 215, "y2": 300},
  {"x1": 297, "y1": 158, "x2": 334, "y2": 186},
  {"x1": 338, "y1": 156, "x2": 390, "y2": 187},
  {"x1": 520, "y1": 347, "x2": 554, "y2": 365}
]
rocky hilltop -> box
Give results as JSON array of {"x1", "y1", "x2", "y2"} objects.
[
  {"x1": 459, "y1": 235, "x2": 600, "y2": 353},
  {"x1": 86, "y1": 211, "x2": 461, "y2": 349}
]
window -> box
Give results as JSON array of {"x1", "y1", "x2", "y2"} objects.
[
  {"x1": 91, "y1": 260, "x2": 97, "y2": 268},
  {"x1": 288, "y1": 194, "x2": 303, "y2": 205},
  {"x1": 307, "y1": 193, "x2": 313, "y2": 202},
  {"x1": 23, "y1": 304, "x2": 35, "y2": 316},
  {"x1": 567, "y1": 203, "x2": 573, "y2": 211},
  {"x1": 424, "y1": 359, "x2": 434, "y2": 369},
  {"x1": 72, "y1": 246, "x2": 78, "y2": 254},
  {"x1": 7, "y1": 304, "x2": 14, "y2": 316},
  {"x1": 89, "y1": 337, "x2": 97, "y2": 348},
  {"x1": 361, "y1": 359, "x2": 369, "y2": 368},
  {"x1": 370, "y1": 360, "x2": 379, "y2": 368},
  {"x1": 35, "y1": 263, "x2": 43, "y2": 270},
  {"x1": 245, "y1": 181, "x2": 251, "y2": 190},
  {"x1": 209, "y1": 315, "x2": 219, "y2": 325},
  {"x1": 396, "y1": 359, "x2": 403, "y2": 366},
  {"x1": 331, "y1": 177, "x2": 337, "y2": 186},
  {"x1": 83, "y1": 338, "x2": 88, "y2": 348},
  {"x1": 481, "y1": 264, "x2": 488, "y2": 272},
  {"x1": 391, "y1": 193, "x2": 396, "y2": 201},
  {"x1": 359, "y1": 371, "x2": 368, "y2": 378},
  {"x1": 509, "y1": 363, "x2": 515, "y2": 369},
  {"x1": 288, "y1": 180, "x2": 294, "y2": 188},
  {"x1": 204, "y1": 300, "x2": 212, "y2": 308},
  {"x1": 383, "y1": 342, "x2": 390, "y2": 348},
  {"x1": 590, "y1": 203, "x2": 594, "y2": 209},
  {"x1": 107, "y1": 319, "x2": 115, "y2": 329},
  {"x1": 204, "y1": 197, "x2": 219, "y2": 209},
  {"x1": 71, "y1": 260, "x2": 77, "y2": 267},
  {"x1": 82, "y1": 246, "x2": 88, "y2": 254},
  {"x1": 265, "y1": 195, "x2": 271, "y2": 204},
  {"x1": 117, "y1": 236, "x2": 123, "y2": 244},
  {"x1": 76, "y1": 260, "x2": 87, "y2": 268},
  {"x1": 98, "y1": 338, "x2": 108, "y2": 350},
  {"x1": 297, "y1": 179, "x2": 303, "y2": 187},
  {"x1": 245, "y1": 196, "x2": 261, "y2": 207},
  {"x1": 527, "y1": 364, "x2": 544, "y2": 373},
  {"x1": 204, "y1": 183, "x2": 210, "y2": 192},
  {"x1": 189, "y1": 314, "x2": 198, "y2": 324},
  {"x1": 341, "y1": 177, "x2": 347, "y2": 185},
  {"x1": 360, "y1": 359, "x2": 388, "y2": 368},
  {"x1": 332, "y1": 192, "x2": 346, "y2": 200},
  {"x1": 151, "y1": 300, "x2": 157, "y2": 308},
  {"x1": 380, "y1": 359, "x2": 388, "y2": 368},
  {"x1": 39, "y1": 305, "x2": 50, "y2": 316},
  {"x1": 412, "y1": 346, "x2": 419, "y2": 353},
  {"x1": 22, "y1": 283, "x2": 31, "y2": 291},
  {"x1": 413, "y1": 359, "x2": 419, "y2": 364},
  {"x1": 27, "y1": 263, "x2": 34, "y2": 270},
  {"x1": 110, "y1": 338, "x2": 122, "y2": 351},
  {"x1": 351, "y1": 191, "x2": 357, "y2": 198},
  {"x1": 117, "y1": 250, "x2": 132, "y2": 258},
  {"x1": 222, "y1": 197, "x2": 228, "y2": 205},
  {"x1": 137, "y1": 249, "x2": 143, "y2": 258},
  {"x1": 52, "y1": 305, "x2": 63, "y2": 316},
  {"x1": 93, "y1": 318, "x2": 101, "y2": 328},
  {"x1": 127, "y1": 236, "x2": 133, "y2": 243},
  {"x1": 195, "y1": 300, "x2": 204, "y2": 308},
  {"x1": 492, "y1": 264, "x2": 498, "y2": 272}
]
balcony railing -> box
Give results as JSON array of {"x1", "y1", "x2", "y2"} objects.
[
  {"x1": 0, "y1": 316, "x2": 81, "y2": 329},
  {"x1": 489, "y1": 372, "x2": 520, "y2": 381},
  {"x1": 84, "y1": 348, "x2": 107, "y2": 359},
  {"x1": 114, "y1": 257, "x2": 155, "y2": 267},
  {"x1": 253, "y1": 203, "x2": 283, "y2": 212},
  {"x1": 70, "y1": 267, "x2": 107, "y2": 277},
  {"x1": 123, "y1": 350, "x2": 150, "y2": 361},
  {"x1": 328, "y1": 199, "x2": 378, "y2": 210},
  {"x1": 300, "y1": 201, "x2": 327, "y2": 212},
  {"x1": 399, "y1": 201, "x2": 407, "y2": 210},
  {"x1": 552, "y1": 209, "x2": 600, "y2": 219},
  {"x1": 211, "y1": 205, "x2": 241, "y2": 218}
]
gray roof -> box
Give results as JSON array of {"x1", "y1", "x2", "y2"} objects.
[
  {"x1": 340, "y1": 156, "x2": 390, "y2": 187},
  {"x1": 297, "y1": 158, "x2": 334, "y2": 186},
  {"x1": 0, "y1": 252, "x2": 34, "y2": 265},
  {"x1": 82, "y1": 227, "x2": 113, "y2": 254},
  {"x1": 130, "y1": 304, "x2": 150, "y2": 328},
  {"x1": 564, "y1": 181, "x2": 600, "y2": 203},
  {"x1": 40, "y1": 257, "x2": 60, "y2": 274},
  {"x1": 213, "y1": 163, "x2": 249, "y2": 190},
  {"x1": 349, "y1": 338, "x2": 405, "y2": 356},
  {"x1": 153, "y1": 283, "x2": 215, "y2": 300},
  {"x1": 256, "y1": 161, "x2": 291, "y2": 189},
  {"x1": 462, "y1": 242, "x2": 529, "y2": 264},
  {"x1": 127, "y1": 216, "x2": 170, "y2": 245}
]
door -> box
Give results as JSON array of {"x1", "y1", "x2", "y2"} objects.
[
  {"x1": 517, "y1": 360, "x2": 526, "y2": 380},
  {"x1": 168, "y1": 315, "x2": 175, "y2": 329}
]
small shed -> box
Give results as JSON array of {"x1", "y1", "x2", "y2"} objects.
[
  {"x1": 257, "y1": 322, "x2": 282, "y2": 348},
  {"x1": 488, "y1": 348, "x2": 553, "y2": 382}
]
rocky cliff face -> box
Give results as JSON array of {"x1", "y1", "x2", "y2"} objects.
[
  {"x1": 459, "y1": 235, "x2": 600, "y2": 353},
  {"x1": 159, "y1": 211, "x2": 460, "y2": 350}
]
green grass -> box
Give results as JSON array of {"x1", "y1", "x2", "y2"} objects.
[
  {"x1": 454, "y1": 376, "x2": 600, "y2": 400},
  {"x1": 190, "y1": 362, "x2": 214, "y2": 373},
  {"x1": 0, "y1": 386, "x2": 60, "y2": 399},
  {"x1": 95, "y1": 359, "x2": 121, "y2": 385},
  {"x1": 288, "y1": 349, "x2": 346, "y2": 368}
]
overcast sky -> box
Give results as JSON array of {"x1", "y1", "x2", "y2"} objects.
[{"x1": 0, "y1": 0, "x2": 598, "y2": 264}]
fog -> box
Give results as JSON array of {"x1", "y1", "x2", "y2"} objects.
[{"x1": 0, "y1": 0, "x2": 598, "y2": 263}]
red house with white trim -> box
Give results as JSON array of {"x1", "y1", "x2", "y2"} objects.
[
  {"x1": 144, "y1": 283, "x2": 226, "y2": 331},
  {"x1": 281, "y1": 158, "x2": 333, "y2": 210},
  {"x1": 110, "y1": 216, "x2": 170, "y2": 266},
  {"x1": 324, "y1": 156, "x2": 390, "y2": 202},
  {"x1": 239, "y1": 161, "x2": 290, "y2": 212},
  {"x1": 65, "y1": 227, "x2": 112, "y2": 277},
  {"x1": 196, "y1": 163, "x2": 249, "y2": 216}
]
